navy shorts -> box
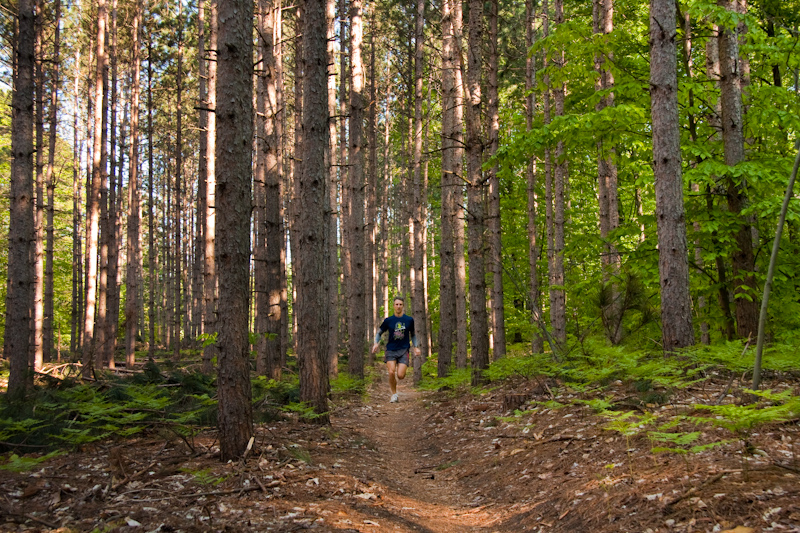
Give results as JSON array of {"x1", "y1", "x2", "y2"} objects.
[{"x1": 384, "y1": 348, "x2": 410, "y2": 366}]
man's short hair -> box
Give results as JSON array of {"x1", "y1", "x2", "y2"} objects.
[{"x1": 393, "y1": 296, "x2": 405, "y2": 303}]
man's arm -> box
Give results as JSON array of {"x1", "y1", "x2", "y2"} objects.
[
  {"x1": 409, "y1": 318, "x2": 420, "y2": 355},
  {"x1": 371, "y1": 321, "x2": 386, "y2": 354}
]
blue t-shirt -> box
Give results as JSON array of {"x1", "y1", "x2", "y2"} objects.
[{"x1": 377, "y1": 314, "x2": 416, "y2": 352}]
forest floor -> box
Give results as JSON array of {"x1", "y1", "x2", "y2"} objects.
[{"x1": 1, "y1": 365, "x2": 800, "y2": 533}]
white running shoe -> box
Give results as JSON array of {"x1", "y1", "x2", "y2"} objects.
[{"x1": 390, "y1": 393, "x2": 399, "y2": 403}]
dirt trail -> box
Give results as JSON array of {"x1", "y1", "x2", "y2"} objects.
[
  {"x1": 2, "y1": 370, "x2": 800, "y2": 532},
  {"x1": 331, "y1": 378, "x2": 492, "y2": 532}
]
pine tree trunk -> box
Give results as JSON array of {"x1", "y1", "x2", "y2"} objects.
[
  {"x1": 296, "y1": 0, "x2": 331, "y2": 422},
  {"x1": 347, "y1": 0, "x2": 366, "y2": 379},
  {"x1": 84, "y1": 0, "x2": 108, "y2": 371},
  {"x1": 438, "y1": 0, "x2": 459, "y2": 377},
  {"x1": 5, "y1": 0, "x2": 36, "y2": 395},
  {"x1": 44, "y1": 0, "x2": 61, "y2": 363},
  {"x1": 412, "y1": 0, "x2": 428, "y2": 384},
  {"x1": 366, "y1": 8, "x2": 377, "y2": 360},
  {"x1": 202, "y1": 0, "x2": 218, "y2": 372},
  {"x1": 465, "y1": 0, "x2": 489, "y2": 383},
  {"x1": 650, "y1": 0, "x2": 695, "y2": 350},
  {"x1": 215, "y1": 0, "x2": 254, "y2": 460},
  {"x1": 718, "y1": 0, "x2": 758, "y2": 339},
  {"x1": 71, "y1": 47, "x2": 84, "y2": 357},
  {"x1": 33, "y1": 6, "x2": 45, "y2": 371},
  {"x1": 326, "y1": 0, "x2": 339, "y2": 376},
  {"x1": 526, "y1": 0, "x2": 544, "y2": 354},
  {"x1": 551, "y1": 0, "x2": 567, "y2": 345},
  {"x1": 174, "y1": 10, "x2": 184, "y2": 359},
  {"x1": 452, "y1": 0, "x2": 467, "y2": 370},
  {"x1": 147, "y1": 34, "x2": 157, "y2": 358},
  {"x1": 487, "y1": 0, "x2": 505, "y2": 360},
  {"x1": 594, "y1": 0, "x2": 622, "y2": 344},
  {"x1": 104, "y1": 0, "x2": 120, "y2": 367},
  {"x1": 126, "y1": 0, "x2": 142, "y2": 367}
]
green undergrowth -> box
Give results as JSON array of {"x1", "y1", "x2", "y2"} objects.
[{"x1": 419, "y1": 337, "x2": 800, "y2": 462}]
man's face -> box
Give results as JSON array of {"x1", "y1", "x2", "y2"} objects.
[{"x1": 393, "y1": 299, "x2": 404, "y2": 316}]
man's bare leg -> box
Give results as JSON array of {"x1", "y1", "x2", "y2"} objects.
[{"x1": 386, "y1": 360, "x2": 398, "y2": 395}]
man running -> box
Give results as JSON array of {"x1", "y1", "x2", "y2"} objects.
[{"x1": 371, "y1": 297, "x2": 420, "y2": 403}]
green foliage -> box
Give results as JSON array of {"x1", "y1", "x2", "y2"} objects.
[
  {"x1": 0, "y1": 372, "x2": 220, "y2": 450},
  {"x1": 330, "y1": 372, "x2": 367, "y2": 396},
  {"x1": 482, "y1": 351, "x2": 556, "y2": 381},
  {"x1": 417, "y1": 361, "x2": 472, "y2": 393},
  {"x1": 648, "y1": 430, "x2": 730, "y2": 455},
  {"x1": 0, "y1": 451, "x2": 65, "y2": 472},
  {"x1": 281, "y1": 401, "x2": 328, "y2": 421},
  {"x1": 180, "y1": 467, "x2": 231, "y2": 486},
  {"x1": 690, "y1": 389, "x2": 800, "y2": 436},
  {"x1": 602, "y1": 411, "x2": 656, "y2": 438}
]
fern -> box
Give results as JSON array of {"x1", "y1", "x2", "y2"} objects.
[{"x1": 0, "y1": 451, "x2": 65, "y2": 472}]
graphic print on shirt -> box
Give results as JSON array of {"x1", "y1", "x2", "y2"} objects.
[{"x1": 393, "y1": 321, "x2": 406, "y2": 341}]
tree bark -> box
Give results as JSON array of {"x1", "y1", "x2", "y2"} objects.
[
  {"x1": 44, "y1": 0, "x2": 62, "y2": 363},
  {"x1": 347, "y1": 0, "x2": 366, "y2": 379},
  {"x1": 5, "y1": 0, "x2": 36, "y2": 395},
  {"x1": 551, "y1": 0, "x2": 567, "y2": 345},
  {"x1": 202, "y1": 0, "x2": 218, "y2": 372},
  {"x1": 215, "y1": 0, "x2": 255, "y2": 460},
  {"x1": 718, "y1": 0, "x2": 758, "y2": 339},
  {"x1": 411, "y1": 0, "x2": 429, "y2": 383},
  {"x1": 526, "y1": 0, "x2": 544, "y2": 354},
  {"x1": 83, "y1": 0, "x2": 108, "y2": 372},
  {"x1": 126, "y1": 0, "x2": 142, "y2": 367},
  {"x1": 438, "y1": 0, "x2": 459, "y2": 377},
  {"x1": 296, "y1": 0, "x2": 331, "y2": 421},
  {"x1": 33, "y1": 2, "x2": 44, "y2": 372},
  {"x1": 649, "y1": 0, "x2": 695, "y2": 350},
  {"x1": 465, "y1": 0, "x2": 489, "y2": 383},
  {"x1": 486, "y1": 0, "x2": 504, "y2": 360},
  {"x1": 326, "y1": 0, "x2": 339, "y2": 376}
]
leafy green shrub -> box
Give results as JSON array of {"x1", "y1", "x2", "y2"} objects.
[{"x1": 330, "y1": 372, "x2": 366, "y2": 395}]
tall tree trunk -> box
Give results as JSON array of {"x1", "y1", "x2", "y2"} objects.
[
  {"x1": 5, "y1": 0, "x2": 36, "y2": 395},
  {"x1": 44, "y1": 0, "x2": 62, "y2": 363},
  {"x1": 365, "y1": 6, "x2": 377, "y2": 361},
  {"x1": 215, "y1": 0, "x2": 254, "y2": 460},
  {"x1": 452, "y1": 0, "x2": 467, "y2": 370},
  {"x1": 678, "y1": 9, "x2": 711, "y2": 344},
  {"x1": 526, "y1": 0, "x2": 544, "y2": 353},
  {"x1": 173, "y1": 8, "x2": 184, "y2": 359},
  {"x1": 296, "y1": 0, "x2": 331, "y2": 422},
  {"x1": 543, "y1": 0, "x2": 556, "y2": 352},
  {"x1": 650, "y1": 0, "x2": 695, "y2": 350},
  {"x1": 104, "y1": 0, "x2": 120, "y2": 367},
  {"x1": 718, "y1": 0, "x2": 758, "y2": 339},
  {"x1": 326, "y1": 0, "x2": 339, "y2": 376},
  {"x1": 550, "y1": 0, "x2": 567, "y2": 345},
  {"x1": 594, "y1": 0, "x2": 622, "y2": 344},
  {"x1": 71, "y1": 47, "x2": 84, "y2": 357},
  {"x1": 705, "y1": 27, "x2": 735, "y2": 340},
  {"x1": 465, "y1": 0, "x2": 489, "y2": 383},
  {"x1": 147, "y1": 33, "x2": 156, "y2": 358},
  {"x1": 486, "y1": 0, "x2": 504, "y2": 360},
  {"x1": 438, "y1": 0, "x2": 459, "y2": 377},
  {"x1": 126, "y1": 0, "x2": 142, "y2": 367},
  {"x1": 202, "y1": 0, "x2": 218, "y2": 372},
  {"x1": 337, "y1": 0, "x2": 349, "y2": 356},
  {"x1": 84, "y1": 0, "x2": 108, "y2": 371},
  {"x1": 347, "y1": 0, "x2": 366, "y2": 379},
  {"x1": 256, "y1": 0, "x2": 283, "y2": 380},
  {"x1": 412, "y1": 0, "x2": 428, "y2": 384},
  {"x1": 33, "y1": 2, "x2": 44, "y2": 371}
]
